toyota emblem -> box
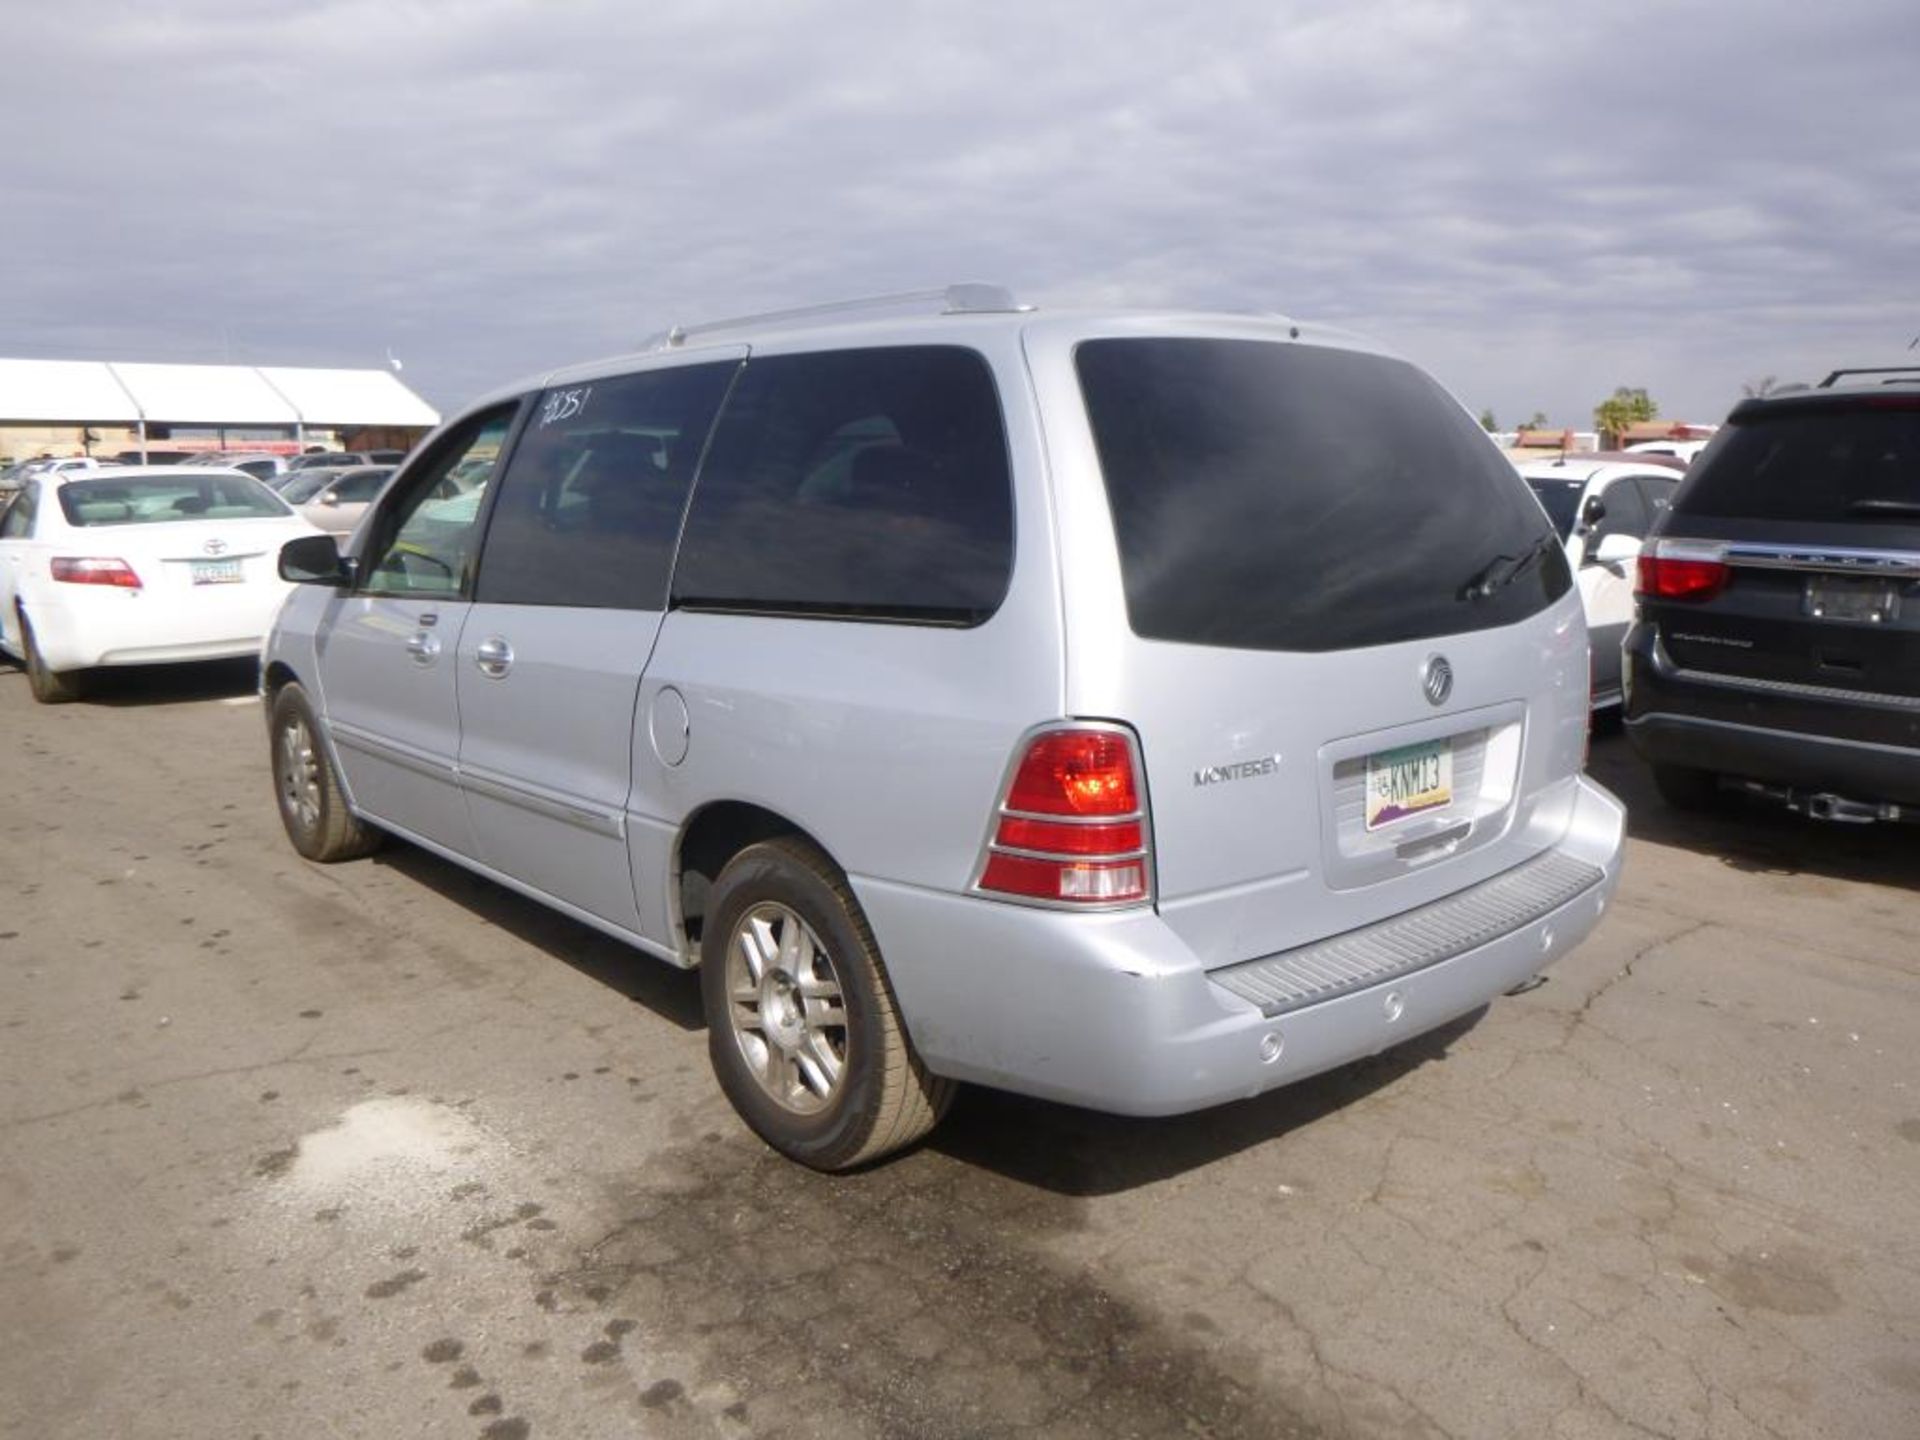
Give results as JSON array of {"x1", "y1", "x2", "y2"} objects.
[
  {"x1": 1422, "y1": 655, "x2": 1453, "y2": 707},
  {"x1": 203, "y1": 539, "x2": 228, "y2": 556}
]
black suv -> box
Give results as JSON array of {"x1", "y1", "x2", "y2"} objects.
[{"x1": 1624, "y1": 370, "x2": 1920, "y2": 821}]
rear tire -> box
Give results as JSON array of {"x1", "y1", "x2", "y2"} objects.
[
  {"x1": 1652, "y1": 762, "x2": 1721, "y2": 812},
  {"x1": 700, "y1": 836, "x2": 955, "y2": 1170},
  {"x1": 270, "y1": 682, "x2": 383, "y2": 862},
  {"x1": 21, "y1": 616, "x2": 82, "y2": 704}
]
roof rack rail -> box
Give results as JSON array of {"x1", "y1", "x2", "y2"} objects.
[
  {"x1": 642, "y1": 283, "x2": 1028, "y2": 351},
  {"x1": 1819, "y1": 365, "x2": 1920, "y2": 388}
]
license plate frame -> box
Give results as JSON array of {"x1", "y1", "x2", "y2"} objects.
[
  {"x1": 190, "y1": 558, "x2": 243, "y2": 585},
  {"x1": 1365, "y1": 739, "x2": 1454, "y2": 831},
  {"x1": 1804, "y1": 574, "x2": 1899, "y2": 624}
]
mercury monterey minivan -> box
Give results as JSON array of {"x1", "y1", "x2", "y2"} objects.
[{"x1": 263, "y1": 286, "x2": 1625, "y2": 1169}]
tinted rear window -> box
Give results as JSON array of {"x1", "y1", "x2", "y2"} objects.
[
  {"x1": 1077, "y1": 339, "x2": 1570, "y2": 652},
  {"x1": 1674, "y1": 402, "x2": 1920, "y2": 523},
  {"x1": 672, "y1": 347, "x2": 1013, "y2": 625},
  {"x1": 60, "y1": 475, "x2": 290, "y2": 525}
]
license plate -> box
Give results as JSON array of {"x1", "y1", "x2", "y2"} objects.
[
  {"x1": 1365, "y1": 739, "x2": 1453, "y2": 831},
  {"x1": 191, "y1": 559, "x2": 243, "y2": 585},
  {"x1": 1805, "y1": 575, "x2": 1899, "y2": 624}
]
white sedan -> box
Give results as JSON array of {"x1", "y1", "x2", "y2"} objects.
[
  {"x1": 1517, "y1": 457, "x2": 1685, "y2": 709},
  {"x1": 0, "y1": 466, "x2": 323, "y2": 703}
]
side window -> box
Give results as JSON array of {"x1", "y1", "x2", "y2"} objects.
[
  {"x1": 672, "y1": 347, "x2": 1014, "y2": 624},
  {"x1": 1591, "y1": 478, "x2": 1650, "y2": 542},
  {"x1": 475, "y1": 362, "x2": 737, "y2": 609},
  {"x1": 1636, "y1": 476, "x2": 1679, "y2": 527},
  {"x1": 0, "y1": 484, "x2": 34, "y2": 538},
  {"x1": 362, "y1": 407, "x2": 517, "y2": 597}
]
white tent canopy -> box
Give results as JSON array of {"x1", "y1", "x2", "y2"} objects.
[
  {"x1": 0, "y1": 357, "x2": 439, "y2": 430},
  {"x1": 0, "y1": 359, "x2": 140, "y2": 424},
  {"x1": 108, "y1": 362, "x2": 299, "y2": 426},
  {"x1": 256, "y1": 366, "x2": 440, "y2": 428}
]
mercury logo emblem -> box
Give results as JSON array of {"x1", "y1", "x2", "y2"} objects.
[
  {"x1": 1422, "y1": 655, "x2": 1453, "y2": 707},
  {"x1": 202, "y1": 539, "x2": 228, "y2": 556}
]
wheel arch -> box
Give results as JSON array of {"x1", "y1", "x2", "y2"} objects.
[
  {"x1": 262, "y1": 664, "x2": 363, "y2": 817},
  {"x1": 672, "y1": 801, "x2": 842, "y2": 964}
]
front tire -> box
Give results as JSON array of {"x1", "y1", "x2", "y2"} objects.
[
  {"x1": 700, "y1": 837, "x2": 954, "y2": 1170},
  {"x1": 270, "y1": 682, "x2": 382, "y2": 862},
  {"x1": 21, "y1": 616, "x2": 82, "y2": 704}
]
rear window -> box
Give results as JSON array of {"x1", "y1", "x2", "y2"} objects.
[
  {"x1": 672, "y1": 347, "x2": 1014, "y2": 625},
  {"x1": 1674, "y1": 402, "x2": 1920, "y2": 523},
  {"x1": 1076, "y1": 339, "x2": 1570, "y2": 652},
  {"x1": 59, "y1": 475, "x2": 290, "y2": 526}
]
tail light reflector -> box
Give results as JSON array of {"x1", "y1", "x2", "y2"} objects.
[
  {"x1": 1635, "y1": 540, "x2": 1729, "y2": 602},
  {"x1": 51, "y1": 557, "x2": 142, "y2": 589},
  {"x1": 977, "y1": 726, "x2": 1151, "y2": 907}
]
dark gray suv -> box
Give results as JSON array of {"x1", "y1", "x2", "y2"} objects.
[{"x1": 1625, "y1": 370, "x2": 1920, "y2": 820}]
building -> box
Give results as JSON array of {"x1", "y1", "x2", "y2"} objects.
[{"x1": 0, "y1": 358, "x2": 440, "y2": 465}]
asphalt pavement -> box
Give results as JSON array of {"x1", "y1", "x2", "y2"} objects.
[{"x1": 2, "y1": 660, "x2": 1916, "y2": 1440}]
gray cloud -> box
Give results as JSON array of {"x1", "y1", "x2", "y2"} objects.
[{"x1": 3, "y1": 0, "x2": 1915, "y2": 427}]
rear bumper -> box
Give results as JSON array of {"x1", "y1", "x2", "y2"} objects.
[
  {"x1": 854, "y1": 775, "x2": 1624, "y2": 1116},
  {"x1": 1624, "y1": 625, "x2": 1920, "y2": 804},
  {"x1": 26, "y1": 587, "x2": 285, "y2": 671}
]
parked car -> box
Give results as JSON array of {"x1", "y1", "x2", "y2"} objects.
[
  {"x1": 0, "y1": 466, "x2": 321, "y2": 702},
  {"x1": 262, "y1": 288, "x2": 1625, "y2": 1169},
  {"x1": 189, "y1": 452, "x2": 295, "y2": 483},
  {"x1": 364, "y1": 449, "x2": 409, "y2": 466},
  {"x1": 1517, "y1": 457, "x2": 1686, "y2": 709},
  {"x1": 287, "y1": 451, "x2": 374, "y2": 471},
  {"x1": 1625, "y1": 374, "x2": 1920, "y2": 819},
  {"x1": 13, "y1": 456, "x2": 103, "y2": 479},
  {"x1": 1625, "y1": 440, "x2": 1711, "y2": 465},
  {"x1": 286, "y1": 465, "x2": 394, "y2": 535}
]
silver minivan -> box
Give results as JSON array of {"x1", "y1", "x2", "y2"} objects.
[{"x1": 264, "y1": 287, "x2": 1625, "y2": 1169}]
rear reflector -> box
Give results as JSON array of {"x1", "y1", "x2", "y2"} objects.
[
  {"x1": 51, "y1": 557, "x2": 142, "y2": 589},
  {"x1": 1635, "y1": 540, "x2": 1729, "y2": 602},
  {"x1": 979, "y1": 853, "x2": 1148, "y2": 903},
  {"x1": 977, "y1": 725, "x2": 1152, "y2": 906}
]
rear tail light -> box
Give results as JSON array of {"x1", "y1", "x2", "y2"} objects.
[
  {"x1": 1635, "y1": 539, "x2": 1729, "y2": 602},
  {"x1": 51, "y1": 557, "x2": 142, "y2": 589},
  {"x1": 976, "y1": 725, "x2": 1152, "y2": 907}
]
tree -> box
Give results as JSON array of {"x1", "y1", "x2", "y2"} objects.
[
  {"x1": 1478, "y1": 408, "x2": 1498, "y2": 432},
  {"x1": 1593, "y1": 386, "x2": 1658, "y2": 447},
  {"x1": 1742, "y1": 375, "x2": 1778, "y2": 399},
  {"x1": 1526, "y1": 410, "x2": 1549, "y2": 430}
]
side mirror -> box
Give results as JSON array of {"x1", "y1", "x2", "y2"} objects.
[
  {"x1": 1588, "y1": 533, "x2": 1640, "y2": 569},
  {"x1": 319, "y1": 489, "x2": 340, "y2": 507},
  {"x1": 279, "y1": 533, "x2": 353, "y2": 585},
  {"x1": 1579, "y1": 493, "x2": 1607, "y2": 527}
]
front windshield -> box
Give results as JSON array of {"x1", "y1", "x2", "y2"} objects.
[
  {"x1": 1525, "y1": 478, "x2": 1584, "y2": 539},
  {"x1": 279, "y1": 471, "x2": 341, "y2": 503}
]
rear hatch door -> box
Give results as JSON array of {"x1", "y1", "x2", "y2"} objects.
[
  {"x1": 1649, "y1": 396, "x2": 1920, "y2": 699},
  {"x1": 1050, "y1": 330, "x2": 1592, "y2": 966}
]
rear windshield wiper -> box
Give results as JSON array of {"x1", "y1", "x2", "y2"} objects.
[
  {"x1": 1458, "y1": 533, "x2": 1557, "y2": 601},
  {"x1": 1847, "y1": 498, "x2": 1920, "y2": 517}
]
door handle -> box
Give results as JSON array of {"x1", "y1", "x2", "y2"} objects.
[
  {"x1": 405, "y1": 631, "x2": 441, "y2": 664},
  {"x1": 475, "y1": 636, "x2": 513, "y2": 678}
]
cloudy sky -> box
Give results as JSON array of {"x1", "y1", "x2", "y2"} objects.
[{"x1": 4, "y1": 0, "x2": 1916, "y2": 429}]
